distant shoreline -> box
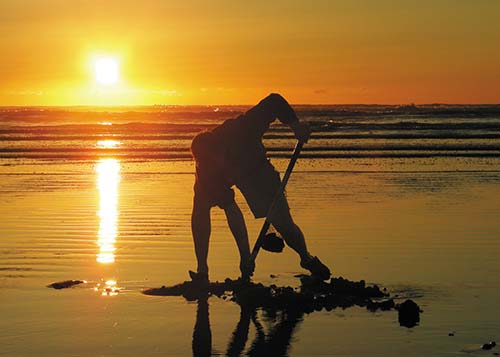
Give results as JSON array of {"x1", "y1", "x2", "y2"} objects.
[{"x1": 1, "y1": 103, "x2": 500, "y2": 109}]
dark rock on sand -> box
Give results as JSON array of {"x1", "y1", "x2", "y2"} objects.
[
  {"x1": 47, "y1": 280, "x2": 85, "y2": 289},
  {"x1": 397, "y1": 299, "x2": 421, "y2": 328},
  {"x1": 481, "y1": 341, "x2": 496, "y2": 350}
]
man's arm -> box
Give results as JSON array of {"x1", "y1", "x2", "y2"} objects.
[
  {"x1": 191, "y1": 195, "x2": 211, "y2": 275},
  {"x1": 245, "y1": 93, "x2": 310, "y2": 143},
  {"x1": 289, "y1": 120, "x2": 311, "y2": 143}
]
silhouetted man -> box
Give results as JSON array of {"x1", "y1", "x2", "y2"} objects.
[{"x1": 190, "y1": 93, "x2": 330, "y2": 283}]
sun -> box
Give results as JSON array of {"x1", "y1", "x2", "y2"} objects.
[{"x1": 93, "y1": 57, "x2": 119, "y2": 85}]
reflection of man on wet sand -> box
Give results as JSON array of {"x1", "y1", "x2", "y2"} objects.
[
  {"x1": 192, "y1": 298, "x2": 212, "y2": 356},
  {"x1": 192, "y1": 297, "x2": 303, "y2": 356},
  {"x1": 189, "y1": 93, "x2": 331, "y2": 283}
]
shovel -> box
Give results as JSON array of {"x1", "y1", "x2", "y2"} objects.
[{"x1": 248, "y1": 141, "x2": 304, "y2": 268}]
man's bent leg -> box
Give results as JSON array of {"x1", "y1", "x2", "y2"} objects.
[
  {"x1": 267, "y1": 201, "x2": 312, "y2": 263},
  {"x1": 269, "y1": 199, "x2": 331, "y2": 279},
  {"x1": 191, "y1": 197, "x2": 211, "y2": 276},
  {"x1": 237, "y1": 160, "x2": 330, "y2": 278}
]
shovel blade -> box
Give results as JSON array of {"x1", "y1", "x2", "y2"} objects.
[{"x1": 261, "y1": 233, "x2": 285, "y2": 253}]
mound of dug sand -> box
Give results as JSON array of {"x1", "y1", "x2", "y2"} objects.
[{"x1": 144, "y1": 275, "x2": 421, "y2": 327}]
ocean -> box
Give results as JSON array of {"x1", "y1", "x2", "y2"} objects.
[{"x1": 2, "y1": 104, "x2": 500, "y2": 160}]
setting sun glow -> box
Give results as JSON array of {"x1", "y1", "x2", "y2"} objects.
[
  {"x1": 1, "y1": 2, "x2": 499, "y2": 105},
  {"x1": 93, "y1": 57, "x2": 119, "y2": 85}
]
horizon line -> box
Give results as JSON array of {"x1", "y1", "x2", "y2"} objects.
[{"x1": 1, "y1": 102, "x2": 500, "y2": 108}]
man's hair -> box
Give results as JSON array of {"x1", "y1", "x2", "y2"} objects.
[{"x1": 191, "y1": 130, "x2": 216, "y2": 161}]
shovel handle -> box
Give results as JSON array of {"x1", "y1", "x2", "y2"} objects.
[{"x1": 250, "y1": 141, "x2": 304, "y2": 261}]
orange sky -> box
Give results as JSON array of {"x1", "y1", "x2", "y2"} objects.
[{"x1": 1, "y1": 0, "x2": 499, "y2": 105}]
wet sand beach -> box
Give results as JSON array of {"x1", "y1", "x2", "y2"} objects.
[{"x1": 1, "y1": 106, "x2": 500, "y2": 355}]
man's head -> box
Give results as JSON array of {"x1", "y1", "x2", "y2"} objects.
[{"x1": 191, "y1": 130, "x2": 222, "y2": 164}]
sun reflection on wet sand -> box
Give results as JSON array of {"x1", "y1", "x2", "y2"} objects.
[
  {"x1": 94, "y1": 279, "x2": 122, "y2": 296},
  {"x1": 97, "y1": 139, "x2": 121, "y2": 148},
  {"x1": 96, "y1": 158, "x2": 120, "y2": 264}
]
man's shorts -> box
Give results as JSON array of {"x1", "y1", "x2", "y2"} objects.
[{"x1": 236, "y1": 160, "x2": 290, "y2": 219}]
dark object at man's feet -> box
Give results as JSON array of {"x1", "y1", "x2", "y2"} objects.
[
  {"x1": 397, "y1": 299, "x2": 421, "y2": 328},
  {"x1": 261, "y1": 232, "x2": 285, "y2": 253},
  {"x1": 300, "y1": 256, "x2": 331, "y2": 280}
]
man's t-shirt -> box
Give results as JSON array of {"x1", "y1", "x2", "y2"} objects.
[{"x1": 194, "y1": 94, "x2": 298, "y2": 209}]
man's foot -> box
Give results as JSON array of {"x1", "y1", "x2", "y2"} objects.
[
  {"x1": 188, "y1": 270, "x2": 209, "y2": 288},
  {"x1": 240, "y1": 258, "x2": 255, "y2": 280},
  {"x1": 300, "y1": 256, "x2": 331, "y2": 280}
]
